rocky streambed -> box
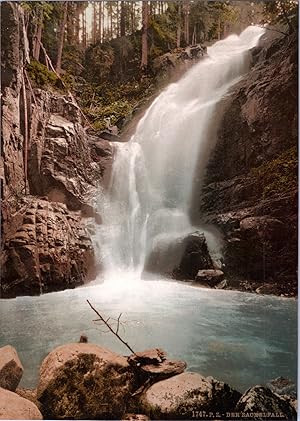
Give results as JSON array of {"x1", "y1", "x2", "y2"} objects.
[{"x1": 0, "y1": 342, "x2": 297, "y2": 420}]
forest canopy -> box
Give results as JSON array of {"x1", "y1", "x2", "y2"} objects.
[{"x1": 20, "y1": 0, "x2": 298, "y2": 130}]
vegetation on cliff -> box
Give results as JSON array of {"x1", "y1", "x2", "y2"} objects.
[{"x1": 20, "y1": 1, "x2": 267, "y2": 131}]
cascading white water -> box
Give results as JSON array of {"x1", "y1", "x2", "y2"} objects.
[{"x1": 95, "y1": 26, "x2": 264, "y2": 280}]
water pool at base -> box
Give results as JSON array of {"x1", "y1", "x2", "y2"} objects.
[{"x1": 0, "y1": 278, "x2": 297, "y2": 393}]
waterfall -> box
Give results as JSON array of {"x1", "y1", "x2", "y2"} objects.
[{"x1": 95, "y1": 26, "x2": 264, "y2": 280}]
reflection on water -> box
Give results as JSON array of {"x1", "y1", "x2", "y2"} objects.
[{"x1": 0, "y1": 278, "x2": 297, "y2": 393}]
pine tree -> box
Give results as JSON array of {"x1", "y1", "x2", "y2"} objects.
[
  {"x1": 141, "y1": 0, "x2": 149, "y2": 70},
  {"x1": 56, "y1": 1, "x2": 68, "y2": 74}
]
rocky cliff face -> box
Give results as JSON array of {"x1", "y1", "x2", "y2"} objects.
[
  {"x1": 1, "y1": 3, "x2": 112, "y2": 297},
  {"x1": 201, "y1": 33, "x2": 297, "y2": 296}
]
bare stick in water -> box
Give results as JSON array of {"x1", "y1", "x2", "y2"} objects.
[{"x1": 86, "y1": 299, "x2": 135, "y2": 354}]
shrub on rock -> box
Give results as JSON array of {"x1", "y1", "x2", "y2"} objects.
[
  {"x1": 0, "y1": 345, "x2": 23, "y2": 391},
  {"x1": 0, "y1": 387, "x2": 42, "y2": 420},
  {"x1": 37, "y1": 343, "x2": 134, "y2": 419}
]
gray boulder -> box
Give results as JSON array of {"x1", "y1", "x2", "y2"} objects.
[
  {"x1": 0, "y1": 345, "x2": 23, "y2": 391},
  {"x1": 236, "y1": 386, "x2": 297, "y2": 420},
  {"x1": 37, "y1": 343, "x2": 134, "y2": 419},
  {"x1": 140, "y1": 372, "x2": 241, "y2": 419},
  {"x1": 195, "y1": 269, "x2": 225, "y2": 287},
  {"x1": 0, "y1": 387, "x2": 42, "y2": 420}
]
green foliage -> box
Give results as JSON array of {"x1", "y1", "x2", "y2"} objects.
[
  {"x1": 262, "y1": 0, "x2": 298, "y2": 33},
  {"x1": 149, "y1": 13, "x2": 177, "y2": 54},
  {"x1": 251, "y1": 146, "x2": 297, "y2": 197},
  {"x1": 62, "y1": 45, "x2": 84, "y2": 76},
  {"x1": 27, "y1": 60, "x2": 58, "y2": 87},
  {"x1": 85, "y1": 100, "x2": 132, "y2": 131},
  {"x1": 21, "y1": 1, "x2": 53, "y2": 22},
  {"x1": 74, "y1": 75, "x2": 154, "y2": 131},
  {"x1": 84, "y1": 43, "x2": 115, "y2": 83}
]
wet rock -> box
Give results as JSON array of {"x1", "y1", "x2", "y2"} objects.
[
  {"x1": 235, "y1": 386, "x2": 297, "y2": 420},
  {"x1": 0, "y1": 387, "x2": 42, "y2": 420},
  {"x1": 130, "y1": 349, "x2": 167, "y2": 365},
  {"x1": 195, "y1": 269, "x2": 224, "y2": 287},
  {"x1": 176, "y1": 232, "x2": 214, "y2": 279},
  {"x1": 200, "y1": 33, "x2": 297, "y2": 295},
  {"x1": 128, "y1": 349, "x2": 186, "y2": 382},
  {"x1": 266, "y1": 377, "x2": 297, "y2": 398},
  {"x1": 255, "y1": 284, "x2": 281, "y2": 296},
  {"x1": 24, "y1": 89, "x2": 113, "y2": 213},
  {"x1": 97, "y1": 130, "x2": 122, "y2": 142},
  {"x1": 37, "y1": 343, "x2": 134, "y2": 419},
  {"x1": 140, "y1": 372, "x2": 241, "y2": 419},
  {"x1": 216, "y1": 279, "x2": 229, "y2": 289},
  {"x1": 1, "y1": 198, "x2": 95, "y2": 298},
  {"x1": 0, "y1": 345, "x2": 23, "y2": 391}
]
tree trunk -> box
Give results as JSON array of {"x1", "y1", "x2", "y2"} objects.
[
  {"x1": 98, "y1": 1, "x2": 102, "y2": 41},
  {"x1": 141, "y1": 0, "x2": 149, "y2": 70},
  {"x1": 177, "y1": 1, "x2": 181, "y2": 48},
  {"x1": 56, "y1": 2, "x2": 68, "y2": 74},
  {"x1": 33, "y1": 9, "x2": 43, "y2": 61},
  {"x1": 92, "y1": 2, "x2": 97, "y2": 43},
  {"x1": 131, "y1": 2, "x2": 135, "y2": 33},
  {"x1": 82, "y1": 9, "x2": 87, "y2": 47},
  {"x1": 67, "y1": 2, "x2": 75, "y2": 45},
  {"x1": 110, "y1": 3, "x2": 113, "y2": 38},
  {"x1": 120, "y1": 1, "x2": 126, "y2": 37},
  {"x1": 217, "y1": 16, "x2": 221, "y2": 40},
  {"x1": 75, "y1": 4, "x2": 80, "y2": 44},
  {"x1": 183, "y1": 0, "x2": 190, "y2": 46},
  {"x1": 192, "y1": 25, "x2": 196, "y2": 45}
]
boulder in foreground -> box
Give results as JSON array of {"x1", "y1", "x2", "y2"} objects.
[
  {"x1": 0, "y1": 387, "x2": 42, "y2": 420},
  {"x1": 37, "y1": 343, "x2": 134, "y2": 419},
  {"x1": 236, "y1": 385, "x2": 297, "y2": 420},
  {"x1": 0, "y1": 345, "x2": 23, "y2": 391},
  {"x1": 140, "y1": 372, "x2": 241, "y2": 419}
]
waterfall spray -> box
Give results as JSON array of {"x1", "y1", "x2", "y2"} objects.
[{"x1": 95, "y1": 26, "x2": 265, "y2": 280}]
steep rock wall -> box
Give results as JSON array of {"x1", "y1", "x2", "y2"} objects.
[
  {"x1": 0, "y1": 2, "x2": 112, "y2": 297},
  {"x1": 201, "y1": 33, "x2": 297, "y2": 295}
]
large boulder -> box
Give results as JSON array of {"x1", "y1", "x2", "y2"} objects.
[
  {"x1": 37, "y1": 343, "x2": 134, "y2": 419},
  {"x1": 140, "y1": 372, "x2": 241, "y2": 419},
  {"x1": 28, "y1": 96, "x2": 103, "y2": 211},
  {"x1": 195, "y1": 269, "x2": 224, "y2": 287},
  {"x1": 176, "y1": 232, "x2": 214, "y2": 279},
  {"x1": 0, "y1": 387, "x2": 42, "y2": 420},
  {"x1": 1, "y1": 198, "x2": 95, "y2": 297},
  {"x1": 0, "y1": 345, "x2": 23, "y2": 391},
  {"x1": 144, "y1": 231, "x2": 213, "y2": 278},
  {"x1": 236, "y1": 386, "x2": 297, "y2": 420}
]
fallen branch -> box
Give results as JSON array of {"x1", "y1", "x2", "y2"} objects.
[{"x1": 87, "y1": 299, "x2": 135, "y2": 354}]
